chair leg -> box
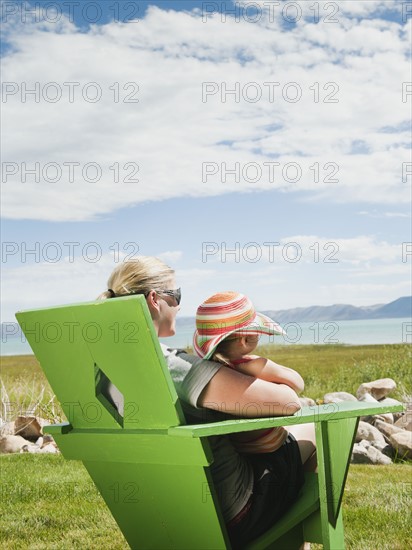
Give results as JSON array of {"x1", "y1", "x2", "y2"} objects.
[
  {"x1": 314, "y1": 418, "x2": 356, "y2": 550},
  {"x1": 321, "y1": 507, "x2": 345, "y2": 550},
  {"x1": 303, "y1": 498, "x2": 345, "y2": 549}
]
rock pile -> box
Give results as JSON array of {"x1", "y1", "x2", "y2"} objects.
[
  {"x1": 316, "y1": 378, "x2": 411, "y2": 464},
  {"x1": 0, "y1": 416, "x2": 59, "y2": 454}
]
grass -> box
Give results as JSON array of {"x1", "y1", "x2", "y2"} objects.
[
  {"x1": 2, "y1": 345, "x2": 411, "y2": 423},
  {"x1": 1, "y1": 344, "x2": 411, "y2": 548},
  {"x1": 0, "y1": 455, "x2": 410, "y2": 549},
  {"x1": 1, "y1": 355, "x2": 65, "y2": 424},
  {"x1": 0, "y1": 454, "x2": 127, "y2": 550},
  {"x1": 342, "y1": 464, "x2": 412, "y2": 550},
  {"x1": 256, "y1": 343, "x2": 412, "y2": 403}
]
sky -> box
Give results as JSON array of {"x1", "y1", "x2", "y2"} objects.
[{"x1": 1, "y1": 0, "x2": 411, "y2": 322}]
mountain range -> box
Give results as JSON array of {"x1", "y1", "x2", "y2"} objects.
[
  {"x1": 262, "y1": 296, "x2": 412, "y2": 323},
  {"x1": 175, "y1": 296, "x2": 411, "y2": 328}
]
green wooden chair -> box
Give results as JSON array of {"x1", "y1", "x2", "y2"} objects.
[{"x1": 16, "y1": 296, "x2": 404, "y2": 550}]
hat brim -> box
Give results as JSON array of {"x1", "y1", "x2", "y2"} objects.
[{"x1": 194, "y1": 311, "x2": 286, "y2": 360}]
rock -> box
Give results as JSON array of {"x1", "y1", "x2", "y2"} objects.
[
  {"x1": 358, "y1": 394, "x2": 396, "y2": 423},
  {"x1": 36, "y1": 434, "x2": 58, "y2": 451},
  {"x1": 14, "y1": 416, "x2": 46, "y2": 442},
  {"x1": 394, "y1": 414, "x2": 412, "y2": 432},
  {"x1": 20, "y1": 443, "x2": 41, "y2": 453},
  {"x1": 366, "y1": 445, "x2": 392, "y2": 464},
  {"x1": 0, "y1": 421, "x2": 15, "y2": 436},
  {"x1": 0, "y1": 435, "x2": 30, "y2": 454},
  {"x1": 41, "y1": 434, "x2": 55, "y2": 447},
  {"x1": 323, "y1": 392, "x2": 357, "y2": 404},
  {"x1": 352, "y1": 442, "x2": 368, "y2": 464},
  {"x1": 378, "y1": 397, "x2": 403, "y2": 407},
  {"x1": 356, "y1": 378, "x2": 396, "y2": 401},
  {"x1": 351, "y1": 440, "x2": 392, "y2": 465},
  {"x1": 39, "y1": 443, "x2": 59, "y2": 454},
  {"x1": 299, "y1": 397, "x2": 316, "y2": 407},
  {"x1": 356, "y1": 421, "x2": 387, "y2": 450},
  {"x1": 358, "y1": 392, "x2": 378, "y2": 403},
  {"x1": 361, "y1": 412, "x2": 394, "y2": 425},
  {"x1": 380, "y1": 444, "x2": 395, "y2": 459},
  {"x1": 360, "y1": 415, "x2": 375, "y2": 424},
  {"x1": 374, "y1": 413, "x2": 394, "y2": 424},
  {"x1": 390, "y1": 431, "x2": 412, "y2": 460},
  {"x1": 393, "y1": 410, "x2": 406, "y2": 423},
  {"x1": 374, "y1": 419, "x2": 406, "y2": 441},
  {"x1": 373, "y1": 398, "x2": 403, "y2": 424}
]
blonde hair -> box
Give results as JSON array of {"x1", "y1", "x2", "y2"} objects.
[{"x1": 96, "y1": 256, "x2": 175, "y2": 300}]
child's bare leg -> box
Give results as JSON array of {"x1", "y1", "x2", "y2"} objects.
[{"x1": 288, "y1": 423, "x2": 317, "y2": 472}]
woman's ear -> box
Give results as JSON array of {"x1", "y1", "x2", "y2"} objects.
[{"x1": 146, "y1": 290, "x2": 160, "y2": 316}]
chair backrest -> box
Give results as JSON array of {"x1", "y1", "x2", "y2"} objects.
[
  {"x1": 15, "y1": 296, "x2": 186, "y2": 430},
  {"x1": 16, "y1": 297, "x2": 231, "y2": 549}
]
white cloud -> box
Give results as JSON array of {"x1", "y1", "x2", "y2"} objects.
[
  {"x1": 279, "y1": 235, "x2": 404, "y2": 265},
  {"x1": 201, "y1": 235, "x2": 407, "y2": 266},
  {"x1": 183, "y1": 235, "x2": 411, "y2": 309},
  {"x1": 2, "y1": 233, "x2": 409, "y2": 321},
  {"x1": 242, "y1": 1, "x2": 401, "y2": 20},
  {"x1": 1, "y1": 3, "x2": 410, "y2": 221},
  {"x1": 1, "y1": 249, "x2": 184, "y2": 321},
  {"x1": 157, "y1": 250, "x2": 183, "y2": 264},
  {"x1": 357, "y1": 210, "x2": 411, "y2": 219}
]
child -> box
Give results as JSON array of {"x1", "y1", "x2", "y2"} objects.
[{"x1": 193, "y1": 291, "x2": 304, "y2": 454}]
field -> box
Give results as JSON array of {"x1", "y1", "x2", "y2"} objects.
[{"x1": 1, "y1": 344, "x2": 411, "y2": 549}]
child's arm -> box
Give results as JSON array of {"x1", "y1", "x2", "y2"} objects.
[{"x1": 234, "y1": 356, "x2": 305, "y2": 393}]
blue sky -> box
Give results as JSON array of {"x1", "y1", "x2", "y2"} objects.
[{"x1": 1, "y1": 0, "x2": 411, "y2": 321}]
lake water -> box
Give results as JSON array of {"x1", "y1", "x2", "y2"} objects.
[
  {"x1": 163, "y1": 317, "x2": 412, "y2": 349},
  {"x1": 2, "y1": 317, "x2": 411, "y2": 356}
]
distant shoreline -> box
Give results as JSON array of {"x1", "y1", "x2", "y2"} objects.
[
  {"x1": 2, "y1": 341, "x2": 411, "y2": 360},
  {"x1": 2, "y1": 316, "x2": 411, "y2": 356}
]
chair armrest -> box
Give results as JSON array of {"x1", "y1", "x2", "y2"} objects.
[
  {"x1": 168, "y1": 401, "x2": 405, "y2": 438},
  {"x1": 42, "y1": 402, "x2": 405, "y2": 439},
  {"x1": 43, "y1": 422, "x2": 73, "y2": 435}
]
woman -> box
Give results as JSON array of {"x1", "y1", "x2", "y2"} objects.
[{"x1": 97, "y1": 257, "x2": 316, "y2": 548}]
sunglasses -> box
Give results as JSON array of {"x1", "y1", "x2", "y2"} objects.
[
  {"x1": 159, "y1": 288, "x2": 181, "y2": 305},
  {"x1": 145, "y1": 288, "x2": 181, "y2": 306}
]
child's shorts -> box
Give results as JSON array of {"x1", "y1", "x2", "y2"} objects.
[{"x1": 227, "y1": 433, "x2": 305, "y2": 549}]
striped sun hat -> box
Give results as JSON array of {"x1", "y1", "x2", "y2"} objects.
[{"x1": 193, "y1": 291, "x2": 286, "y2": 360}]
